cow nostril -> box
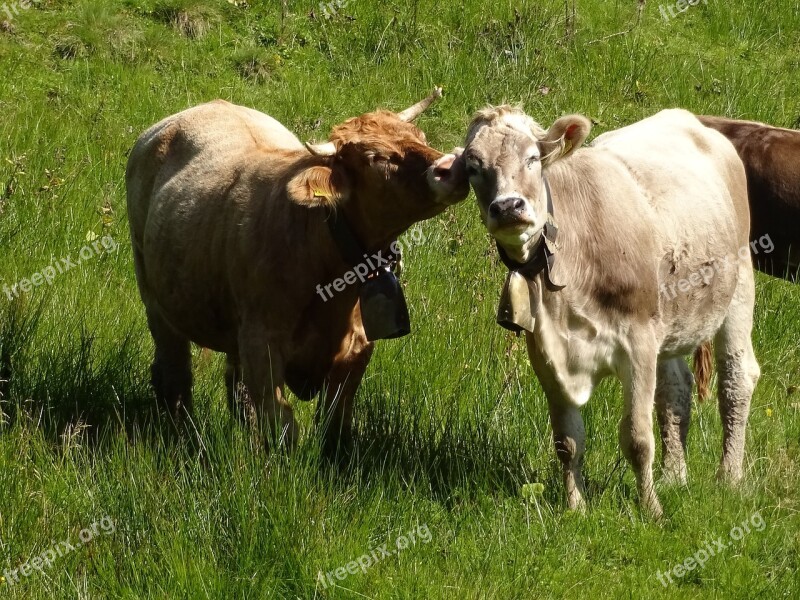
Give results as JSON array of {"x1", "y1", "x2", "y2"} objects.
[{"x1": 490, "y1": 197, "x2": 526, "y2": 218}]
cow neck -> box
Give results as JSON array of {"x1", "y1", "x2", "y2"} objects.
[
  {"x1": 495, "y1": 176, "x2": 565, "y2": 292},
  {"x1": 324, "y1": 205, "x2": 411, "y2": 341},
  {"x1": 325, "y1": 207, "x2": 400, "y2": 277}
]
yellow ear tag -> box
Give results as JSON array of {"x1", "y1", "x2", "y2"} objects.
[{"x1": 311, "y1": 187, "x2": 331, "y2": 200}]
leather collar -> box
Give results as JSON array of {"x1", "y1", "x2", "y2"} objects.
[
  {"x1": 325, "y1": 209, "x2": 411, "y2": 341},
  {"x1": 326, "y1": 210, "x2": 400, "y2": 277}
]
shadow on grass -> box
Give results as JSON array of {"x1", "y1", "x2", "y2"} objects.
[
  {"x1": 0, "y1": 295, "x2": 561, "y2": 504},
  {"x1": 319, "y1": 389, "x2": 558, "y2": 506},
  {"x1": 0, "y1": 295, "x2": 177, "y2": 449}
]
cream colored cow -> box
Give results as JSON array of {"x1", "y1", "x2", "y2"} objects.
[{"x1": 463, "y1": 107, "x2": 759, "y2": 518}]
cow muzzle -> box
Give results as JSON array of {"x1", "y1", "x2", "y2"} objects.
[
  {"x1": 489, "y1": 196, "x2": 527, "y2": 219},
  {"x1": 428, "y1": 151, "x2": 469, "y2": 205},
  {"x1": 487, "y1": 195, "x2": 536, "y2": 234}
]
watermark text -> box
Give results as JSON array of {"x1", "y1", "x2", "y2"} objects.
[
  {"x1": 659, "y1": 0, "x2": 708, "y2": 22},
  {"x1": 316, "y1": 225, "x2": 425, "y2": 302},
  {"x1": 660, "y1": 234, "x2": 773, "y2": 301},
  {"x1": 655, "y1": 511, "x2": 766, "y2": 587},
  {"x1": 3, "y1": 515, "x2": 116, "y2": 586},
  {"x1": 317, "y1": 523, "x2": 431, "y2": 589},
  {"x1": 3, "y1": 235, "x2": 118, "y2": 301}
]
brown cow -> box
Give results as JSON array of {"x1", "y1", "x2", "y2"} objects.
[
  {"x1": 126, "y1": 90, "x2": 468, "y2": 457},
  {"x1": 699, "y1": 115, "x2": 799, "y2": 280}
]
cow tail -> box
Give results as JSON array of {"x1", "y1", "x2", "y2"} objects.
[{"x1": 693, "y1": 341, "x2": 714, "y2": 402}]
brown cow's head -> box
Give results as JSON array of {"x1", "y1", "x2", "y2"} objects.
[
  {"x1": 463, "y1": 106, "x2": 591, "y2": 263},
  {"x1": 287, "y1": 88, "x2": 469, "y2": 250}
]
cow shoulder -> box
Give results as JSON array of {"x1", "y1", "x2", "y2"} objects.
[{"x1": 546, "y1": 155, "x2": 660, "y2": 319}]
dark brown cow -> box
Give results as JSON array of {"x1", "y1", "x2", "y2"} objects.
[
  {"x1": 126, "y1": 90, "x2": 468, "y2": 457},
  {"x1": 699, "y1": 115, "x2": 800, "y2": 280}
]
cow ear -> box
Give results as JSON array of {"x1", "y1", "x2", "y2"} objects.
[
  {"x1": 287, "y1": 165, "x2": 349, "y2": 207},
  {"x1": 539, "y1": 114, "x2": 591, "y2": 166}
]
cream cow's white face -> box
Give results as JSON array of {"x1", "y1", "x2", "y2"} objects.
[{"x1": 463, "y1": 108, "x2": 591, "y2": 263}]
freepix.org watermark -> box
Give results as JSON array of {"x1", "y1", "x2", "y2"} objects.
[
  {"x1": 660, "y1": 234, "x2": 774, "y2": 301},
  {"x1": 3, "y1": 235, "x2": 118, "y2": 301},
  {"x1": 655, "y1": 511, "x2": 766, "y2": 587},
  {"x1": 315, "y1": 225, "x2": 425, "y2": 302},
  {"x1": 317, "y1": 523, "x2": 431, "y2": 590},
  {"x1": 1, "y1": 0, "x2": 32, "y2": 23},
  {"x1": 2, "y1": 515, "x2": 116, "y2": 587},
  {"x1": 659, "y1": 0, "x2": 708, "y2": 22}
]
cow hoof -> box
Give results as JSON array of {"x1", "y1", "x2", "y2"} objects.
[
  {"x1": 716, "y1": 465, "x2": 744, "y2": 485},
  {"x1": 566, "y1": 494, "x2": 587, "y2": 515},
  {"x1": 642, "y1": 498, "x2": 664, "y2": 521},
  {"x1": 660, "y1": 467, "x2": 688, "y2": 487}
]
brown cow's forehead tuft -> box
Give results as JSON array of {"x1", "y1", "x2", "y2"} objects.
[{"x1": 329, "y1": 110, "x2": 428, "y2": 155}]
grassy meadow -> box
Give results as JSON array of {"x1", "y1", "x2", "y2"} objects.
[{"x1": 1, "y1": 0, "x2": 799, "y2": 597}]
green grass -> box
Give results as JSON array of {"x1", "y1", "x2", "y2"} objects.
[{"x1": 1, "y1": 0, "x2": 799, "y2": 597}]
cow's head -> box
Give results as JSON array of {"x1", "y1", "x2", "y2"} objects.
[
  {"x1": 463, "y1": 106, "x2": 591, "y2": 263},
  {"x1": 288, "y1": 88, "x2": 469, "y2": 250}
]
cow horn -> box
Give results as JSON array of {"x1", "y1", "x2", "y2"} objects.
[
  {"x1": 397, "y1": 87, "x2": 443, "y2": 122},
  {"x1": 305, "y1": 141, "x2": 337, "y2": 156}
]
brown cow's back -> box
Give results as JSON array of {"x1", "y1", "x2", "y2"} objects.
[
  {"x1": 699, "y1": 115, "x2": 800, "y2": 280},
  {"x1": 126, "y1": 101, "x2": 354, "y2": 359}
]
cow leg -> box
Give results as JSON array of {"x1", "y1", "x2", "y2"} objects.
[
  {"x1": 238, "y1": 328, "x2": 298, "y2": 449},
  {"x1": 547, "y1": 401, "x2": 587, "y2": 512},
  {"x1": 619, "y1": 344, "x2": 662, "y2": 519},
  {"x1": 133, "y1": 246, "x2": 192, "y2": 421},
  {"x1": 714, "y1": 271, "x2": 760, "y2": 482},
  {"x1": 146, "y1": 305, "x2": 192, "y2": 421},
  {"x1": 527, "y1": 338, "x2": 588, "y2": 511},
  {"x1": 317, "y1": 334, "x2": 373, "y2": 461},
  {"x1": 655, "y1": 358, "x2": 692, "y2": 485}
]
